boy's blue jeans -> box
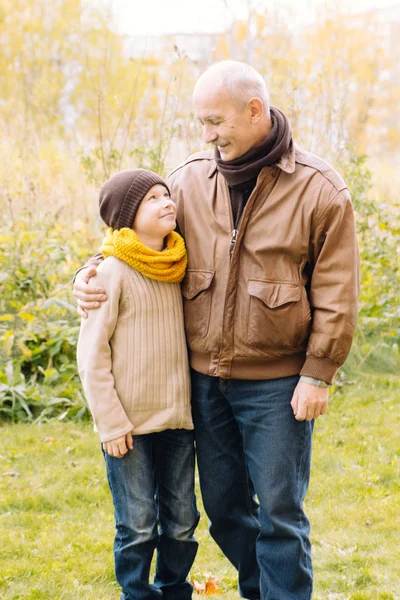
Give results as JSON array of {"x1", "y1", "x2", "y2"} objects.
[
  {"x1": 191, "y1": 370, "x2": 314, "y2": 600},
  {"x1": 103, "y1": 429, "x2": 199, "y2": 600}
]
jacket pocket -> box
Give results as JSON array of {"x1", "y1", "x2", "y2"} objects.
[
  {"x1": 181, "y1": 270, "x2": 214, "y2": 339},
  {"x1": 247, "y1": 279, "x2": 311, "y2": 350}
]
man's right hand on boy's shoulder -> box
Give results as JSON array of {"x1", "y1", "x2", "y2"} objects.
[
  {"x1": 73, "y1": 267, "x2": 107, "y2": 318},
  {"x1": 102, "y1": 433, "x2": 134, "y2": 458}
]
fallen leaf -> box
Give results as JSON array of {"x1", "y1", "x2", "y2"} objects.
[
  {"x1": 190, "y1": 579, "x2": 206, "y2": 594},
  {"x1": 205, "y1": 576, "x2": 222, "y2": 595},
  {"x1": 3, "y1": 470, "x2": 20, "y2": 477},
  {"x1": 190, "y1": 575, "x2": 222, "y2": 595}
]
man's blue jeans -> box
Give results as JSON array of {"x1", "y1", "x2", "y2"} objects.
[
  {"x1": 103, "y1": 429, "x2": 200, "y2": 600},
  {"x1": 191, "y1": 370, "x2": 314, "y2": 600}
]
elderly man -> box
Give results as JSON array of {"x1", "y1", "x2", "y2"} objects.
[{"x1": 74, "y1": 61, "x2": 359, "y2": 600}]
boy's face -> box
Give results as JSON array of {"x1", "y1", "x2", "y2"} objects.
[{"x1": 133, "y1": 184, "x2": 176, "y2": 239}]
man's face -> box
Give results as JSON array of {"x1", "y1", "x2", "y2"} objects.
[{"x1": 193, "y1": 87, "x2": 255, "y2": 161}]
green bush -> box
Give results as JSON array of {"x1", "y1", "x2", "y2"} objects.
[
  {"x1": 340, "y1": 152, "x2": 400, "y2": 374},
  {"x1": 344, "y1": 153, "x2": 399, "y2": 339},
  {"x1": 0, "y1": 217, "x2": 93, "y2": 423},
  {"x1": 1, "y1": 151, "x2": 399, "y2": 422}
]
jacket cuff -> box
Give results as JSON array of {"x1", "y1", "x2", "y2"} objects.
[
  {"x1": 300, "y1": 356, "x2": 339, "y2": 385},
  {"x1": 72, "y1": 254, "x2": 104, "y2": 283},
  {"x1": 72, "y1": 266, "x2": 88, "y2": 284}
]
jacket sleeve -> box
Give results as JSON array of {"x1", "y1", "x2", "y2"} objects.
[
  {"x1": 73, "y1": 253, "x2": 105, "y2": 283},
  {"x1": 300, "y1": 188, "x2": 360, "y2": 384},
  {"x1": 167, "y1": 170, "x2": 185, "y2": 237},
  {"x1": 77, "y1": 259, "x2": 134, "y2": 442}
]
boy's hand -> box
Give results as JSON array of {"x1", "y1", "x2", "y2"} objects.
[
  {"x1": 73, "y1": 267, "x2": 107, "y2": 318},
  {"x1": 102, "y1": 433, "x2": 134, "y2": 458}
]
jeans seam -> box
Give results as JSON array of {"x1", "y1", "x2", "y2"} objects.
[
  {"x1": 103, "y1": 453, "x2": 125, "y2": 554},
  {"x1": 217, "y1": 379, "x2": 260, "y2": 556},
  {"x1": 155, "y1": 442, "x2": 162, "y2": 535},
  {"x1": 296, "y1": 422, "x2": 313, "y2": 600},
  {"x1": 231, "y1": 398, "x2": 260, "y2": 540},
  {"x1": 243, "y1": 456, "x2": 259, "y2": 525}
]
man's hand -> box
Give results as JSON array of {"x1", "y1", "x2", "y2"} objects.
[
  {"x1": 73, "y1": 267, "x2": 107, "y2": 318},
  {"x1": 102, "y1": 433, "x2": 134, "y2": 458},
  {"x1": 291, "y1": 381, "x2": 329, "y2": 421}
]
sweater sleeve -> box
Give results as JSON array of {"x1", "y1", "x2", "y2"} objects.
[
  {"x1": 300, "y1": 188, "x2": 360, "y2": 384},
  {"x1": 77, "y1": 259, "x2": 134, "y2": 442}
]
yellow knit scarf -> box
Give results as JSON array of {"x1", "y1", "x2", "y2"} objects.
[{"x1": 100, "y1": 228, "x2": 187, "y2": 283}]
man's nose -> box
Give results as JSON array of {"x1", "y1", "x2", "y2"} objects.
[{"x1": 203, "y1": 124, "x2": 217, "y2": 144}]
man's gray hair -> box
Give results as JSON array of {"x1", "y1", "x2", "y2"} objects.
[{"x1": 204, "y1": 60, "x2": 270, "y2": 115}]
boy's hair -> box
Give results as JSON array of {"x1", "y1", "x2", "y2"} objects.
[{"x1": 99, "y1": 169, "x2": 170, "y2": 230}]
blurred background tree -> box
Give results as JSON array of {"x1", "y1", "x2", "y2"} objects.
[{"x1": 0, "y1": 0, "x2": 399, "y2": 421}]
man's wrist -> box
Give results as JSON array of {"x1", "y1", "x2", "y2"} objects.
[{"x1": 299, "y1": 375, "x2": 330, "y2": 388}]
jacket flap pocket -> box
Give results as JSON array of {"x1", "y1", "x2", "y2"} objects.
[
  {"x1": 182, "y1": 270, "x2": 215, "y2": 300},
  {"x1": 248, "y1": 280, "x2": 301, "y2": 308}
]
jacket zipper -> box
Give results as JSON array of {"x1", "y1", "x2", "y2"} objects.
[
  {"x1": 229, "y1": 228, "x2": 238, "y2": 259},
  {"x1": 219, "y1": 170, "x2": 277, "y2": 374}
]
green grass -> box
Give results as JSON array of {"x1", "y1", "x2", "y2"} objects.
[{"x1": 0, "y1": 373, "x2": 399, "y2": 599}]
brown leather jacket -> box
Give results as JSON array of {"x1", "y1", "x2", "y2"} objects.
[{"x1": 167, "y1": 143, "x2": 359, "y2": 384}]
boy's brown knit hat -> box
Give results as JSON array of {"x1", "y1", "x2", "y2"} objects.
[{"x1": 99, "y1": 169, "x2": 170, "y2": 230}]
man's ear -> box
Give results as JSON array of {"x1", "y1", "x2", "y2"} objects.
[{"x1": 248, "y1": 97, "x2": 264, "y2": 124}]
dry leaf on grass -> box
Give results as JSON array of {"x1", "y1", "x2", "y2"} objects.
[{"x1": 190, "y1": 575, "x2": 222, "y2": 595}]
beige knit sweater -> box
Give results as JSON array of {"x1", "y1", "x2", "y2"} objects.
[{"x1": 77, "y1": 256, "x2": 193, "y2": 443}]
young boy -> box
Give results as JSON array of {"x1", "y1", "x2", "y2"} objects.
[{"x1": 77, "y1": 169, "x2": 199, "y2": 600}]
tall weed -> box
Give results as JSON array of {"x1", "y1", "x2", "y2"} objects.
[{"x1": 1, "y1": 151, "x2": 399, "y2": 422}]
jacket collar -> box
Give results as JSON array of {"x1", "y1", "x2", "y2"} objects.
[
  {"x1": 275, "y1": 141, "x2": 296, "y2": 174},
  {"x1": 207, "y1": 141, "x2": 296, "y2": 178}
]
